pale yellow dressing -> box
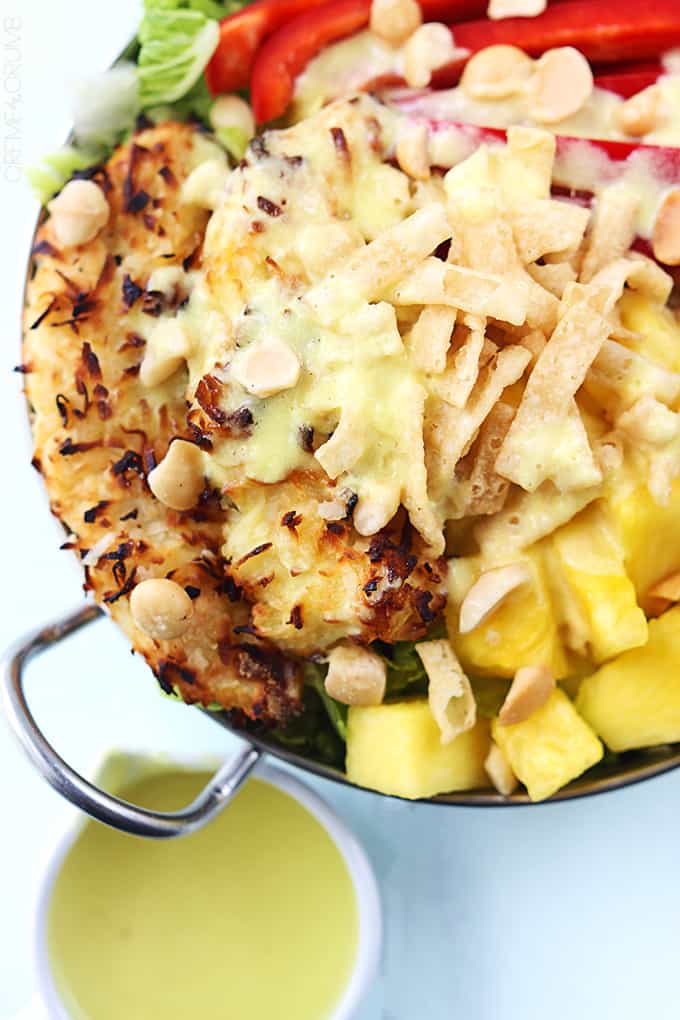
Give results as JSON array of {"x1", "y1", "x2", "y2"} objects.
[{"x1": 47, "y1": 773, "x2": 359, "y2": 1020}]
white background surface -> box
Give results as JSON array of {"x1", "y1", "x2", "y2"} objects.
[{"x1": 2, "y1": 4, "x2": 680, "y2": 1019}]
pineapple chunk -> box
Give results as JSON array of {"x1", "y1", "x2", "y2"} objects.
[
  {"x1": 549, "y1": 505, "x2": 647, "y2": 662},
  {"x1": 447, "y1": 552, "x2": 568, "y2": 679},
  {"x1": 606, "y1": 475, "x2": 680, "y2": 608},
  {"x1": 492, "y1": 688, "x2": 603, "y2": 801},
  {"x1": 346, "y1": 699, "x2": 490, "y2": 799},
  {"x1": 576, "y1": 606, "x2": 680, "y2": 751},
  {"x1": 618, "y1": 291, "x2": 680, "y2": 374}
]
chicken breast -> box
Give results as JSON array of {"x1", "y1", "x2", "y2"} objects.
[
  {"x1": 23, "y1": 109, "x2": 447, "y2": 722},
  {"x1": 23, "y1": 122, "x2": 301, "y2": 722}
]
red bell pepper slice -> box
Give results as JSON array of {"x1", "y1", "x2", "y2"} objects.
[
  {"x1": 207, "y1": 0, "x2": 488, "y2": 99},
  {"x1": 452, "y1": 1, "x2": 680, "y2": 65},
  {"x1": 248, "y1": 0, "x2": 489, "y2": 123},
  {"x1": 249, "y1": 0, "x2": 680, "y2": 123},
  {"x1": 593, "y1": 61, "x2": 663, "y2": 99},
  {"x1": 392, "y1": 110, "x2": 680, "y2": 193},
  {"x1": 206, "y1": 0, "x2": 335, "y2": 96},
  {"x1": 250, "y1": 0, "x2": 369, "y2": 121}
]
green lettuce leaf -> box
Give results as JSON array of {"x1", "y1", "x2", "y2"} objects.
[
  {"x1": 146, "y1": 0, "x2": 230, "y2": 17},
  {"x1": 145, "y1": 0, "x2": 255, "y2": 18},
  {"x1": 26, "y1": 145, "x2": 106, "y2": 204},
  {"x1": 272, "y1": 685, "x2": 345, "y2": 766},
  {"x1": 72, "y1": 63, "x2": 140, "y2": 148},
  {"x1": 153, "y1": 76, "x2": 216, "y2": 123},
  {"x1": 137, "y1": 7, "x2": 220, "y2": 108},
  {"x1": 304, "y1": 662, "x2": 348, "y2": 742},
  {"x1": 470, "y1": 676, "x2": 511, "y2": 718},
  {"x1": 373, "y1": 620, "x2": 447, "y2": 698}
]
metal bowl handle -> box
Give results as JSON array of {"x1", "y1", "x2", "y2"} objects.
[{"x1": 1, "y1": 604, "x2": 261, "y2": 839}]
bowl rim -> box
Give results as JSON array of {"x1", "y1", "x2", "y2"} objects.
[
  {"x1": 32, "y1": 756, "x2": 382, "y2": 1020},
  {"x1": 208, "y1": 711, "x2": 680, "y2": 807}
]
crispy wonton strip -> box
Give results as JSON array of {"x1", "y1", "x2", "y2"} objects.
[
  {"x1": 527, "y1": 261, "x2": 576, "y2": 299},
  {"x1": 429, "y1": 345, "x2": 531, "y2": 496},
  {"x1": 409, "y1": 305, "x2": 457, "y2": 374},
  {"x1": 617, "y1": 395, "x2": 679, "y2": 447},
  {"x1": 518, "y1": 329, "x2": 547, "y2": 367},
  {"x1": 415, "y1": 639, "x2": 476, "y2": 745},
  {"x1": 495, "y1": 298, "x2": 610, "y2": 491},
  {"x1": 315, "y1": 412, "x2": 365, "y2": 478},
  {"x1": 590, "y1": 255, "x2": 673, "y2": 309},
  {"x1": 474, "y1": 481, "x2": 601, "y2": 559},
  {"x1": 306, "y1": 203, "x2": 452, "y2": 324},
  {"x1": 430, "y1": 322, "x2": 485, "y2": 408},
  {"x1": 392, "y1": 257, "x2": 529, "y2": 326},
  {"x1": 587, "y1": 339, "x2": 680, "y2": 408},
  {"x1": 449, "y1": 193, "x2": 520, "y2": 275},
  {"x1": 522, "y1": 272, "x2": 559, "y2": 334},
  {"x1": 446, "y1": 189, "x2": 558, "y2": 333},
  {"x1": 400, "y1": 380, "x2": 445, "y2": 555},
  {"x1": 504, "y1": 126, "x2": 555, "y2": 200},
  {"x1": 580, "y1": 186, "x2": 640, "y2": 283},
  {"x1": 510, "y1": 198, "x2": 590, "y2": 265},
  {"x1": 557, "y1": 400, "x2": 603, "y2": 489},
  {"x1": 458, "y1": 401, "x2": 515, "y2": 516}
]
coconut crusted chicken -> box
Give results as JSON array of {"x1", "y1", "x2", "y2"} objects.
[
  {"x1": 23, "y1": 106, "x2": 451, "y2": 725},
  {"x1": 23, "y1": 122, "x2": 301, "y2": 722}
]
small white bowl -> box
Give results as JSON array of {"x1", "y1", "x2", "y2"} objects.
[{"x1": 31, "y1": 756, "x2": 382, "y2": 1020}]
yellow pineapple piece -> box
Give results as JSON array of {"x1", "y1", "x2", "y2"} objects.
[
  {"x1": 346, "y1": 699, "x2": 490, "y2": 799},
  {"x1": 576, "y1": 606, "x2": 680, "y2": 751},
  {"x1": 618, "y1": 291, "x2": 680, "y2": 374},
  {"x1": 492, "y1": 688, "x2": 603, "y2": 801},
  {"x1": 549, "y1": 505, "x2": 647, "y2": 662},
  {"x1": 605, "y1": 475, "x2": 680, "y2": 608},
  {"x1": 446, "y1": 552, "x2": 568, "y2": 679}
]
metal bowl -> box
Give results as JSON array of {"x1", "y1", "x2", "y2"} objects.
[{"x1": 8, "y1": 38, "x2": 680, "y2": 834}]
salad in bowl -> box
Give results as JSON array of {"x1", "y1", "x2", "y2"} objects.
[{"x1": 21, "y1": 0, "x2": 680, "y2": 802}]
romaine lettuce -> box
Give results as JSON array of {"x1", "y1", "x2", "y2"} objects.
[
  {"x1": 137, "y1": 6, "x2": 220, "y2": 108},
  {"x1": 72, "y1": 63, "x2": 140, "y2": 148},
  {"x1": 305, "y1": 662, "x2": 348, "y2": 742},
  {"x1": 26, "y1": 146, "x2": 106, "y2": 205},
  {"x1": 272, "y1": 684, "x2": 345, "y2": 766}
]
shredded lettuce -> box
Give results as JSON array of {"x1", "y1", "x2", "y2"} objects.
[
  {"x1": 28, "y1": 0, "x2": 256, "y2": 202},
  {"x1": 373, "y1": 620, "x2": 447, "y2": 698},
  {"x1": 272, "y1": 685, "x2": 345, "y2": 766},
  {"x1": 72, "y1": 63, "x2": 140, "y2": 148},
  {"x1": 146, "y1": 0, "x2": 233, "y2": 17},
  {"x1": 305, "y1": 662, "x2": 348, "y2": 742},
  {"x1": 146, "y1": 0, "x2": 254, "y2": 17},
  {"x1": 137, "y1": 6, "x2": 220, "y2": 108},
  {"x1": 470, "y1": 677, "x2": 511, "y2": 718},
  {"x1": 28, "y1": 63, "x2": 138, "y2": 203},
  {"x1": 26, "y1": 145, "x2": 106, "y2": 204}
]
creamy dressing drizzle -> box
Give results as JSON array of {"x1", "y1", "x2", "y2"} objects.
[
  {"x1": 292, "y1": 30, "x2": 680, "y2": 244},
  {"x1": 187, "y1": 98, "x2": 446, "y2": 532},
  {"x1": 295, "y1": 28, "x2": 680, "y2": 149}
]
